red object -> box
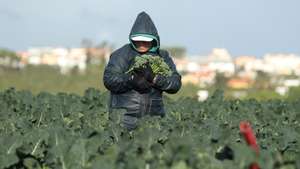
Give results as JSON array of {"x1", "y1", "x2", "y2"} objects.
[
  {"x1": 250, "y1": 163, "x2": 260, "y2": 169},
  {"x1": 239, "y1": 121, "x2": 260, "y2": 169}
]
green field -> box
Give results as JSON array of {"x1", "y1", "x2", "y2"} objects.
[
  {"x1": 0, "y1": 65, "x2": 105, "y2": 95},
  {"x1": 0, "y1": 64, "x2": 201, "y2": 100},
  {"x1": 0, "y1": 88, "x2": 299, "y2": 169},
  {"x1": 1, "y1": 65, "x2": 299, "y2": 168}
]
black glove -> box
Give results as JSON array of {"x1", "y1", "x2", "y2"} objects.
[
  {"x1": 152, "y1": 74, "x2": 167, "y2": 89},
  {"x1": 128, "y1": 72, "x2": 152, "y2": 94},
  {"x1": 134, "y1": 63, "x2": 155, "y2": 83}
]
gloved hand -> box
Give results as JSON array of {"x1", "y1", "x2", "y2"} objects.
[
  {"x1": 134, "y1": 63, "x2": 155, "y2": 83},
  {"x1": 151, "y1": 74, "x2": 166, "y2": 88},
  {"x1": 128, "y1": 72, "x2": 152, "y2": 93}
]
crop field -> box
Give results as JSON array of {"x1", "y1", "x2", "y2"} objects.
[{"x1": 0, "y1": 88, "x2": 299, "y2": 169}]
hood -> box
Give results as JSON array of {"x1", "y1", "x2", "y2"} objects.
[{"x1": 129, "y1": 11, "x2": 160, "y2": 53}]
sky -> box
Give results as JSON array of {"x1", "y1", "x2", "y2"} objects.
[{"x1": 0, "y1": 0, "x2": 300, "y2": 57}]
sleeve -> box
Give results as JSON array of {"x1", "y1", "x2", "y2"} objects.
[
  {"x1": 152, "y1": 51, "x2": 182, "y2": 94},
  {"x1": 103, "y1": 51, "x2": 133, "y2": 94}
]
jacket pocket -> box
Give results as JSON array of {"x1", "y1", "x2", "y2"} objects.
[{"x1": 149, "y1": 98, "x2": 165, "y2": 116}]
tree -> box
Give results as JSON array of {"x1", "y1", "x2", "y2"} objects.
[
  {"x1": 0, "y1": 48, "x2": 19, "y2": 60},
  {"x1": 80, "y1": 38, "x2": 93, "y2": 48},
  {"x1": 213, "y1": 72, "x2": 229, "y2": 90},
  {"x1": 254, "y1": 71, "x2": 271, "y2": 89}
]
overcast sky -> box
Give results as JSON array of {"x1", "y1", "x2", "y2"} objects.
[{"x1": 0, "y1": 0, "x2": 299, "y2": 57}]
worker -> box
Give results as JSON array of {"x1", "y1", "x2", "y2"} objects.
[{"x1": 103, "y1": 11, "x2": 181, "y2": 130}]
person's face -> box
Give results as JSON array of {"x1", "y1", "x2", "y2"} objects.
[{"x1": 134, "y1": 41, "x2": 152, "y2": 53}]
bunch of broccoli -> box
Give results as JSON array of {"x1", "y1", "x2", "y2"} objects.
[{"x1": 126, "y1": 55, "x2": 172, "y2": 77}]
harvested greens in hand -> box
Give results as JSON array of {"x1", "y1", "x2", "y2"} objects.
[{"x1": 126, "y1": 55, "x2": 172, "y2": 76}]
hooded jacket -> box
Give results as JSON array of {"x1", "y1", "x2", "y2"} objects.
[{"x1": 103, "y1": 11, "x2": 181, "y2": 116}]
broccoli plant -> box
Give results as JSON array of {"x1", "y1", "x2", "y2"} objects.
[{"x1": 126, "y1": 55, "x2": 172, "y2": 77}]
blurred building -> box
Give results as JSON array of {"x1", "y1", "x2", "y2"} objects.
[
  {"x1": 0, "y1": 56, "x2": 23, "y2": 69},
  {"x1": 181, "y1": 73, "x2": 200, "y2": 85},
  {"x1": 86, "y1": 47, "x2": 112, "y2": 64},
  {"x1": 235, "y1": 56, "x2": 256, "y2": 68},
  {"x1": 207, "y1": 48, "x2": 235, "y2": 76},
  {"x1": 25, "y1": 47, "x2": 87, "y2": 74},
  {"x1": 170, "y1": 49, "x2": 300, "y2": 92},
  {"x1": 173, "y1": 58, "x2": 190, "y2": 72},
  {"x1": 227, "y1": 77, "x2": 253, "y2": 89},
  {"x1": 263, "y1": 53, "x2": 300, "y2": 75}
]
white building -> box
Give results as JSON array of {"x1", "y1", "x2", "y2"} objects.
[
  {"x1": 283, "y1": 79, "x2": 300, "y2": 87},
  {"x1": 26, "y1": 47, "x2": 87, "y2": 74},
  {"x1": 186, "y1": 62, "x2": 201, "y2": 72},
  {"x1": 207, "y1": 48, "x2": 235, "y2": 76},
  {"x1": 263, "y1": 53, "x2": 300, "y2": 75}
]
